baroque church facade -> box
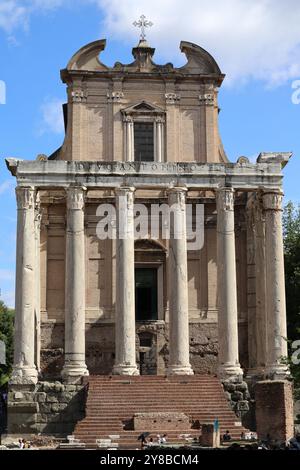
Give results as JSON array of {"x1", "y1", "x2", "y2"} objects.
[{"x1": 6, "y1": 34, "x2": 293, "y2": 440}]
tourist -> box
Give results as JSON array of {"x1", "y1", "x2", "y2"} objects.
[
  {"x1": 223, "y1": 430, "x2": 231, "y2": 442},
  {"x1": 161, "y1": 434, "x2": 168, "y2": 444},
  {"x1": 140, "y1": 434, "x2": 148, "y2": 450},
  {"x1": 147, "y1": 438, "x2": 154, "y2": 447}
]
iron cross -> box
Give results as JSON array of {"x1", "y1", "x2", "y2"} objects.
[{"x1": 133, "y1": 14, "x2": 153, "y2": 41}]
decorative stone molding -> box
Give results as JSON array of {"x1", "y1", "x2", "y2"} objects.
[
  {"x1": 6, "y1": 159, "x2": 286, "y2": 191},
  {"x1": 16, "y1": 187, "x2": 35, "y2": 210},
  {"x1": 155, "y1": 115, "x2": 166, "y2": 124},
  {"x1": 262, "y1": 191, "x2": 283, "y2": 211},
  {"x1": 122, "y1": 115, "x2": 134, "y2": 123},
  {"x1": 199, "y1": 93, "x2": 214, "y2": 106},
  {"x1": 107, "y1": 91, "x2": 124, "y2": 102},
  {"x1": 237, "y1": 156, "x2": 250, "y2": 164},
  {"x1": 36, "y1": 154, "x2": 48, "y2": 161},
  {"x1": 165, "y1": 93, "x2": 180, "y2": 104},
  {"x1": 34, "y1": 193, "x2": 42, "y2": 230},
  {"x1": 71, "y1": 89, "x2": 87, "y2": 103},
  {"x1": 66, "y1": 187, "x2": 86, "y2": 210}
]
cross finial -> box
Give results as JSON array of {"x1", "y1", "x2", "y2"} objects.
[{"x1": 133, "y1": 14, "x2": 153, "y2": 41}]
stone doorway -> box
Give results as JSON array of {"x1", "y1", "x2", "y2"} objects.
[{"x1": 138, "y1": 332, "x2": 157, "y2": 375}]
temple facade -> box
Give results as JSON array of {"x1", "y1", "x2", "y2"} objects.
[{"x1": 6, "y1": 36, "x2": 293, "y2": 437}]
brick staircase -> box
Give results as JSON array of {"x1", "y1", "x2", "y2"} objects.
[{"x1": 74, "y1": 375, "x2": 247, "y2": 449}]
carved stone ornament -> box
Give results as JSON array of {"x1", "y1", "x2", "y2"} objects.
[
  {"x1": 168, "y1": 187, "x2": 187, "y2": 208},
  {"x1": 217, "y1": 188, "x2": 234, "y2": 211},
  {"x1": 71, "y1": 89, "x2": 87, "y2": 103},
  {"x1": 165, "y1": 93, "x2": 181, "y2": 104},
  {"x1": 16, "y1": 187, "x2": 35, "y2": 210},
  {"x1": 107, "y1": 91, "x2": 124, "y2": 102},
  {"x1": 262, "y1": 191, "x2": 283, "y2": 211},
  {"x1": 199, "y1": 93, "x2": 214, "y2": 106},
  {"x1": 66, "y1": 187, "x2": 86, "y2": 210}
]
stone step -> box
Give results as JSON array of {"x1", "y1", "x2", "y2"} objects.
[{"x1": 74, "y1": 374, "x2": 248, "y2": 448}]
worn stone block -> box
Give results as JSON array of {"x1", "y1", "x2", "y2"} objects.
[
  {"x1": 134, "y1": 412, "x2": 190, "y2": 431},
  {"x1": 255, "y1": 380, "x2": 294, "y2": 442}
]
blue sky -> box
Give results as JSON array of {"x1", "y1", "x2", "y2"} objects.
[{"x1": 0, "y1": 0, "x2": 299, "y2": 307}]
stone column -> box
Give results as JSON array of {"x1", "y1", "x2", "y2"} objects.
[
  {"x1": 34, "y1": 193, "x2": 42, "y2": 372},
  {"x1": 155, "y1": 117, "x2": 164, "y2": 162},
  {"x1": 124, "y1": 116, "x2": 134, "y2": 162},
  {"x1": 167, "y1": 187, "x2": 194, "y2": 375},
  {"x1": 253, "y1": 195, "x2": 268, "y2": 374},
  {"x1": 62, "y1": 187, "x2": 88, "y2": 383},
  {"x1": 11, "y1": 187, "x2": 38, "y2": 385},
  {"x1": 113, "y1": 187, "x2": 139, "y2": 375},
  {"x1": 263, "y1": 190, "x2": 289, "y2": 378},
  {"x1": 216, "y1": 187, "x2": 243, "y2": 379}
]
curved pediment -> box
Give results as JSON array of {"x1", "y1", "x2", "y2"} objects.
[
  {"x1": 179, "y1": 41, "x2": 222, "y2": 74},
  {"x1": 64, "y1": 39, "x2": 223, "y2": 80},
  {"x1": 67, "y1": 39, "x2": 108, "y2": 71}
]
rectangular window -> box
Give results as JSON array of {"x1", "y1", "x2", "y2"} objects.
[{"x1": 134, "y1": 122, "x2": 154, "y2": 162}]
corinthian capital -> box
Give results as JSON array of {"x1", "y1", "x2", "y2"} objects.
[
  {"x1": 16, "y1": 187, "x2": 35, "y2": 210},
  {"x1": 216, "y1": 187, "x2": 234, "y2": 211},
  {"x1": 66, "y1": 187, "x2": 86, "y2": 210},
  {"x1": 262, "y1": 190, "x2": 283, "y2": 211}
]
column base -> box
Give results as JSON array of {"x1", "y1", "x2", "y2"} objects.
[
  {"x1": 112, "y1": 364, "x2": 140, "y2": 376},
  {"x1": 9, "y1": 366, "x2": 38, "y2": 385},
  {"x1": 167, "y1": 365, "x2": 194, "y2": 376},
  {"x1": 62, "y1": 364, "x2": 89, "y2": 384},
  {"x1": 265, "y1": 363, "x2": 290, "y2": 380},
  {"x1": 218, "y1": 364, "x2": 243, "y2": 380},
  {"x1": 245, "y1": 367, "x2": 266, "y2": 381}
]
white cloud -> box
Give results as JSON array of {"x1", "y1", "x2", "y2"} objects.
[
  {"x1": 0, "y1": 1, "x2": 29, "y2": 33},
  {"x1": 0, "y1": 0, "x2": 65, "y2": 34},
  {"x1": 1, "y1": 1, "x2": 300, "y2": 85},
  {"x1": 39, "y1": 97, "x2": 64, "y2": 135},
  {"x1": 0, "y1": 180, "x2": 13, "y2": 196},
  {"x1": 93, "y1": 0, "x2": 300, "y2": 86}
]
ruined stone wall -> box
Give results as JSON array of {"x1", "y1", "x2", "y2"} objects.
[{"x1": 8, "y1": 381, "x2": 86, "y2": 435}]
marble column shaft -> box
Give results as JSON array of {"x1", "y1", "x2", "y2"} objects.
[
  {"x1": 263, "y1": 190, "x2": 289, "y2": 378},
  {"x1": 216, "y1": 187, "x2": 243, "y2": 379},
  {"x1": 113, "y1": 187, "x2": 139, "y2": 375},
  {"x1": 11, "y1": 187, "x2": 38, "y2": 384},
  {"x1": 62, "y1": 187, "x2": 88, "y2": 382},
  {"x1": 167, "y1": 187, "x2": 193, "y2": 375}
]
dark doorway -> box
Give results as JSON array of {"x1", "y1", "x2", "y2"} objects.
[{"x1": 135, "y1": 268, "x2": 158, "y2": 321}]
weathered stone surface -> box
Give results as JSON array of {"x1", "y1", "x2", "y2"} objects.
[
  {"x1": 255, "y1": 380, "x2": 294, "y2": 441},
  {"x1": 36, "y1": 392, "x2": 47, "y2": 403},
  {"x1": 231, "y1": 391, "x2": 244, "y2": 402},
  {"x1": 200, "y1": 424, "x2": 220, "y2": 448},
  {"x1": 236, "y1": 400, "x2": 250, "y2": 412},
  {"x1": 134, "y1": 412, "x2": 190, "y2": 431}
]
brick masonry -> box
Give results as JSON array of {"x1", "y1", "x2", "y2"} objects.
[{"x1": 255, "y1": 380, "x2": 294, "y2": 441}]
